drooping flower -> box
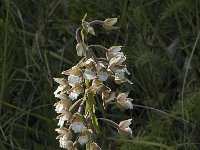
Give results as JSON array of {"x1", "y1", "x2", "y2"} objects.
[
  {"x1": 54, "y1": 85, "x2": 69, "y2": 95},
  {"x1": 82, "y1": 58, "x2": 96, "y2": 80},
  {"x1": 54, "y1": 99, "x2": 72, "y2": 114},
  {"x1": 70, "y1": 113, "x2": 87, "y2": 133},
  {"x1": 88, "y1": 78, "x2": 110, "y2": 94},
  {"x1": 59, "y1": 138, "x2": 74, "y2": 149},
  {"x1": 55, "y1": 127, "x2": 72, "y2": 140},
  {"x1": 102, "y1": 91, "x2": 115, "y2": 104},
  {"x1": 53, "y1": 78, "x2": 71, "y2": 95},
  {"x1": 54, "y1": 78, "x2": 70, "y2": 86},
  {"x1": 57, "y1": 110, "x2": 72, "y2": 127},
  {"x1": 103, "y1": 18, "x2": 118, "y2": 30},
  {"x1": 68, "y1": 83, "x2": 84, "y2": 100},
  {"x1": 118, "y1": 119, "x2": 132, "y2": 136},
  {"x1": 55, "y1": 93, "x2": 69, "y2": 101},
  {"x1": 62, "y1": 66, "x2": 83, "y2": 86},
  {"x1": 109, "y1": 55, "x2": 126, "y2": 68},
  {"x1": 106, "y1": 46, "x2": 123, "y2": 60},
  {"x1": 116, "y1": 93, "x2": 133, "y2": 109}
]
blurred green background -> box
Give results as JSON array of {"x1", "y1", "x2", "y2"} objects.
[{"x1": 0, "y1": 0, "x2": 200, "y2": 149}]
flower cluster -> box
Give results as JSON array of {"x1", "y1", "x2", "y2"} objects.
[{"x1": 54, "y1": 17, "x2": 133, "y2": 150}]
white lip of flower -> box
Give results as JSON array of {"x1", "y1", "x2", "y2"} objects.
[
  {"x1": 59, "y1": 137, "x2": 73, "y2": 149},
  {"x1": 71, "y1": 121, "x2": 87, "y2": 133},
  {"x1": 54, "y1": 99, "x2": 72, "y2": 113},
  {"x1": 78, "y1": 135, "x2": 89, "y2": 145},
  {"x1": 115, "y1": 69, "x2": 125, "y2": 80},
  {"x1": 97, "y1": 71, "x2": 110, "y2": 81},
  {"x1": 117, "y1": 93, "x2": 133, "y2": 109},
  {"x1": 96, "y1": 63, "x2": 111, "y2": 81},
  {"x1": 76, "y1": 42, "x2": 87, "y2": 57},
  {"x1": 68, "y1": 84, "x2": 84, "y2": 100},
  {"x1": 78, "y1": 129, "x2": 92, "y2": 145},
  {"x1": 83, "y1": 68, "x2": 96, "y2": 80},
  {"x1": 53, "y1": 78, "x2": 69, "y2": 86},
  {"x1": 57, "y1": 110, "x2": 72, "y2": 127},
  {"x1": 68, "y1": 74, "x2": 82, "y2": 86},
  {"x1": 70, "y1": 113, "x2": 87, "y2": 133},
  {"x1": 118, "y1": 119, "x2": 132, "y2": 135},
  {"x1": 55, "y1": 94, "x2": 68, "y2": 101},
  {"x1": 102, "y1": 91, "x2": 115, "y2": 103},
  {"x1": 90, "y1": 142, "x2": 101, "y2": 150},
  {"x1": 109, "y1": 55, "x2": 126, "y2": 67}
]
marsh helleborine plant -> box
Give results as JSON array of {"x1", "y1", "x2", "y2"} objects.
[{"x1": 53, "y1": 15, "x2": 133, "y2": 150}]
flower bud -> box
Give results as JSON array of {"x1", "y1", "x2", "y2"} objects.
[
  {"x1": 76, "y1": 42, "x2": 87, "y2": 57},
  {"x1": 82, "y1": 21, "x2": 95, "y2": 35}
]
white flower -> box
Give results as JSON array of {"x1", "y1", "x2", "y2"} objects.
[
  {"x1": 57, "y1": 110, "x2": 72, "y2": 127},
  {"x1": 54, "y1": 99, "x2": 72, "y2": 113},
  {"x1": 68, "y1": 74, "x2": 82, "y2": 86},
  {"x1": 68, "y1": 84, "x2": 84, "y2": 100},
  {"x1": 117, "y1": 93, "x2": 133, "y2": 109},
  {"x1": 76, "y1": 42, "x2": 87, "y2": 57},
  {"x1": 118, "y1": 119, "x2": 132, "y2": 136},
  {"x1": 83, "y1": 68, "x2": 96, "y2": 80}
]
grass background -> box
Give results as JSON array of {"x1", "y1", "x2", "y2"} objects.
[{"x1": 0, "y1": 0, "x2": 200, "y2": 149}]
